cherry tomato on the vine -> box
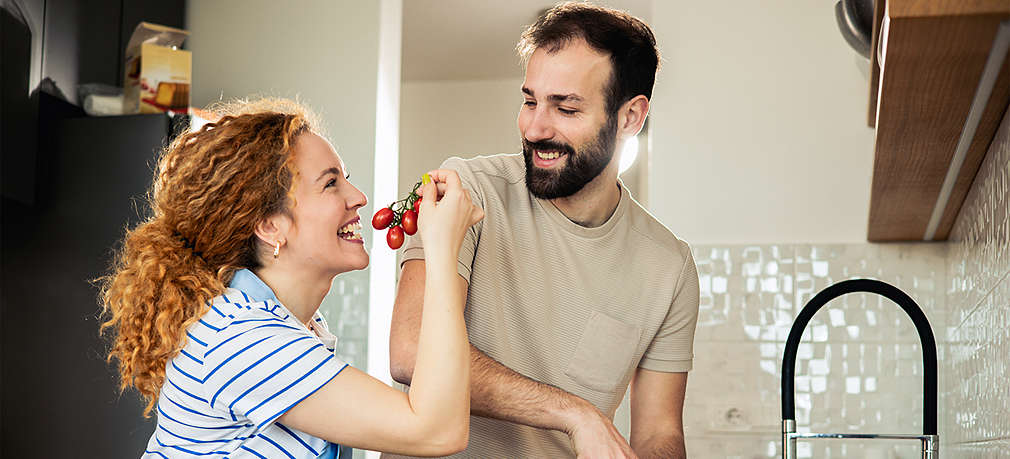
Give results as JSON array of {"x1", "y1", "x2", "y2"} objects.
[
  {"x1": 412, "y1": 196, "x2": 422, "y2": 213},
  {"x1": 372, "y1": 207, "x2": 394, "y2": 230},
  {"x1": 387, "y1": 225, "x2": 405, "y2": 249},
  {"x1": 401, "y1": 210, "x2": 418, "y2": 235}
]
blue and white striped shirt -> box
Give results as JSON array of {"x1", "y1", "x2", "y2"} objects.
[{"x1": 143, "y1": 269, "x2": 349, "y2": 458}]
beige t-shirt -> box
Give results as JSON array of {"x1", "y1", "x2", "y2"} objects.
[{"x1": 395, "y1": 153, "x2": 699, "y2": 458}]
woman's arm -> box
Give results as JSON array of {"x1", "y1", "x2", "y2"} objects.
[{"x1": 278, "y1": 170, "x2": 481, "y2": 456}]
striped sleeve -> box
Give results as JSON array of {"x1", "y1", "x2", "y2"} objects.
[{"x1": 202, "y1": 313, "x2": 348, "y2": 431}]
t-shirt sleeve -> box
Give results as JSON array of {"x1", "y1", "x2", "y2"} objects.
[
  {"x1": 639, "y1": 246, "x2": 700, "y2": 372},
  {"x1": 402, "y1": 157, "x2": 484, "y2": 283},
  {"x1": 202, "y1": 312, "x2": 348, "y2": 432}
]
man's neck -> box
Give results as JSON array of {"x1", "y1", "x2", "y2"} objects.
[
  {"x1": 253, "y1": 264, "x2": 332, "y2": 324},
  {"x1": 549, "y1": 167, "x2": 622, "y2": 228}
]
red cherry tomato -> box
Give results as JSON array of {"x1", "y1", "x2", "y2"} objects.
[
  {"x1": 401, "y1": 210, "x2": 418, "y2": 235},
  {"x1": 387, "y1": 225, "x2": 404, "y2": 249},
  {"x1": 372, "y1": 207, "x2": 394, "y2": 230},
  {"x1": 412, "y1": 196, "x2": 422, "y2": 213}
]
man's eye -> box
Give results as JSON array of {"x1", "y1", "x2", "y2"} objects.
[
  {"x1": 524, "y1": 100, "x2": 536, "y2": 107},
  {"x1": 558, "y1": 107, "x2": 577, "y2": 115},
  {"x1": 325, "y1": 178, "x2": 337, "y2": 188}
]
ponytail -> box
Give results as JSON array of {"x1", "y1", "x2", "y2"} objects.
[{"x1": 99, "y1": 220, "x2": 224, "y2": 416}]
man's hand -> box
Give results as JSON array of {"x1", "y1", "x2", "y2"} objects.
[{"x1": 566, "y1": 399, "x2": 639, "y2": 459}]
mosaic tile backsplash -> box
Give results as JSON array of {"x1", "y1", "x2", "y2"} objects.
[
  {"x1": 943, "y1": 109, "x2": 1010, "y2": 458},
  {"x1": 684, "y1": 243, "x2": 946, "y2": 459},
  {"x1": 319, "y1": 269, "x2": 369, "y2": 370}
]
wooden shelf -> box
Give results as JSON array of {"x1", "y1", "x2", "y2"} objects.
[{"x1": 867, "y1": 0, "x2": 1010, "y2": 241}]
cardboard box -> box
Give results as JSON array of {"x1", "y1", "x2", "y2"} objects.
[{"x1": 123, "y1": 22, "x2": 191, "y2": 114}]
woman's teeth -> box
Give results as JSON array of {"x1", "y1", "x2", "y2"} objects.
[
  {"x1": 338, "y1": 221, "x2": 362, "y2": 240},
  {"x1": 537, "y1": 150, "x2": 563, "y2": 160}
]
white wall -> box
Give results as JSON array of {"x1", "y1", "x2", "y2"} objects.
[
  {"x1": 398, "y1": 78, "x2": 523, "y2": 195},
  {"x1": 649, "y1": 1, "x2": 876, "y2": 244},
  {"x1": 187, "y1": 1, "x2": 380, "y2": 204}
]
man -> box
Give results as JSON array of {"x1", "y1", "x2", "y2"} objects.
[{"x1": 387, "y1": 3, "x2": 699, "y2": 458}]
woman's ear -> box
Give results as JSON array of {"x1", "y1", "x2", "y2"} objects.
[{"x1": 254, "y1": 214, "x2": 290, "y2": 249}]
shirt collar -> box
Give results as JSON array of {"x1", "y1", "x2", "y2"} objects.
[
  {"x1": 229, "y1": 269, "x2": 338, "y2": 350},
  {"x1": 228, "y1": 269, "x2": 280, "y2": 303}
]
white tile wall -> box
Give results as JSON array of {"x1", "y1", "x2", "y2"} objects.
[
  {"x1": 320, "y1": 270, "x2": 369, "y2": 368},
  {"x1": 942, "y1": 109, "x2": 1010, "y2": 457},
  {"x1": 687, "y1": 243, "x2": 945, "y2": 458}
]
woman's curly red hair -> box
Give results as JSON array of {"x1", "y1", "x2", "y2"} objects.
[{"x1": 99, "y1": 98, "x2": 318, "y2": 416}]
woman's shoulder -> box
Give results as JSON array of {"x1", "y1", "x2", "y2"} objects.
[
  {"x1": 186, "y1": 288, "x2": 304, "y2": 349},
  {"x1": 212, "y1": 287, "x2": 292, "y2": 318}
]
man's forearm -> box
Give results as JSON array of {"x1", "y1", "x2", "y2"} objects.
[
  {"x1": 468, "y1": 344, "x2": 589, "y2": 433},
  {"x1": 634, "y1": 434, "x2": 685, "y2": 459}
]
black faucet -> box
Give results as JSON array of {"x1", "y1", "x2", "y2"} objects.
[{"x1": 780, "y1": 278, "x2": 938, "y2": 458}]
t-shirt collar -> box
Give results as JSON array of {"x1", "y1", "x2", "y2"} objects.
[{"x1": 536, "y1": 179, "x2": 630, "y2": 239}]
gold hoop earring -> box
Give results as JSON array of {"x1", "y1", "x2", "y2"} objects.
[{"x1": 273, "y1": 241, "x2": 281, "y2": 258}]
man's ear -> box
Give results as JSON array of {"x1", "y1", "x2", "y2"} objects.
[
  {"x1": 617, "y1": 95, "x2": 650, "y2": 138},
  {"x1": 254, "y1": 214, "x2": 289, "y2": 248}
]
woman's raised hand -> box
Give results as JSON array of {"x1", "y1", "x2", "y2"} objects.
[{"x1": 416, "y1": 170, "x2": 483, "y2": 255}]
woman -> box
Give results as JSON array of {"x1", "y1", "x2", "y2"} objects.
[{"x1": 100, "y1": 98, "x2": 483, "y2": 458}]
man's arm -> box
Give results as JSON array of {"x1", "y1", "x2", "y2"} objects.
[
  {"x1": 629, "y1": 368, "x2": 688, "y2": 459},
  {"x1": 389, "y1": 259, "x2": 635, "y2": 457}
]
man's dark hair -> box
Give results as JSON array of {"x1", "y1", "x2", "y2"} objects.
[{"x1": 517, "y1": 2, "x2": 660, "y2": 114}]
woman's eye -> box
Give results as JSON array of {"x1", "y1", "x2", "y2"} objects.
[{"x1": 325, "y1": 178, "x2": 337, "y2": 189}]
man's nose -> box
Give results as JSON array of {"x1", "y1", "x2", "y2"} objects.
[{"x1": 523, "y1": 109, "x2": 554, "y2": 143}]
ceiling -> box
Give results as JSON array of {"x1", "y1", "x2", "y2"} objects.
[{"x1": 401, "y1": 0, "x2": 652, "y2": 81}]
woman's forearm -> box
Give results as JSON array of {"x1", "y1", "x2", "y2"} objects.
[{"x1": 405, "y1": 249, "x2": 470, "y2": 436}]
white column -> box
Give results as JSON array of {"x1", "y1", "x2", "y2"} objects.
[{"x1": 366, "y1": 2, "x2": 402, "y2": 458}]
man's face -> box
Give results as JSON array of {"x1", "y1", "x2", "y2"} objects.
[{"x1": 518, "y1": 39, "x2": 618, "y2": 199}]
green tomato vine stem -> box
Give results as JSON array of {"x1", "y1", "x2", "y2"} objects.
[{"x1": 385, "y1": 180, "x2": 422, "y2": 227}]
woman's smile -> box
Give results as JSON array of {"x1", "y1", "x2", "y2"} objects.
[{"x1": 337, "y1": 217, "x2": 364, "y2": 243}]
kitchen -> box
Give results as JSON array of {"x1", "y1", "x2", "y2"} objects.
[{"x1": 2, "y1": 1, "x2": 1007, "y2": 458}]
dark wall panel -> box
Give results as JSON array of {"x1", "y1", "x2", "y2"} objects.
[
  {"x1": 2, "y1": 111, "x2": 168, "y2": 458},
  {"x1": 75, "y1": 0, "x2": 122, "y2": 88}
]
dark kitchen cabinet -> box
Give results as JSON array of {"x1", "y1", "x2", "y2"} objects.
[{"x1": 1, "y1": 97, "x2": 184, "y2": 457}]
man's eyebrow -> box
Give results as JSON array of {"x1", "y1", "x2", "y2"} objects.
[
  {"x1": 316, "y1": 167, "x2": 342, "y2": 182},
  {"x1": 522, "y1": 87, "x2": 583, "y2": 103},
  {"x1": 548, "y1": 93, "x2": 583, "y2": 103}
]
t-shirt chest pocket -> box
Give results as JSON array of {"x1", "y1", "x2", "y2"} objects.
[{"x1": 565, "y1": 310, "x2": 643, "y2": 393}]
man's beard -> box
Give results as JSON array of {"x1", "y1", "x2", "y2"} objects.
[{"x1": 522, "y1": 114, "x2": 618, "y2": 200}]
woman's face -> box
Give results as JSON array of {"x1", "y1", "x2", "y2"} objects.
[{"x1": 281, "y1": 131, "x2": 369, "y2": 275}]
